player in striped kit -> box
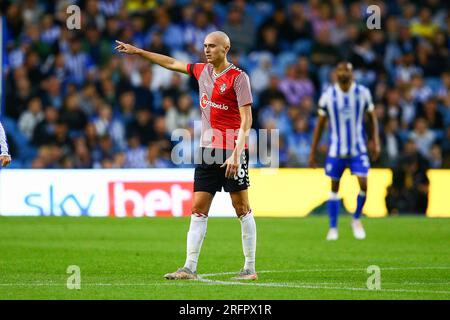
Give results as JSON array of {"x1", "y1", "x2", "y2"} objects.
[
  {"x1": 115, "y1": 31, "x2": 257, "y2": 280},
  {"x1": 0, "y1": 121, "x2": 11, "y2": 167},
  {"x1": 309, "y1": 62, "x2": 380, "y2": 240}
]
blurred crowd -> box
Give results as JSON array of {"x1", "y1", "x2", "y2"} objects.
[{"x1": 1, "y1": 0, "x2": 449, "y2": 177}]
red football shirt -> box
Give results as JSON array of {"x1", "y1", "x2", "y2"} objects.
[{"x1": 187, "y1": 63, "x2": 253, "y2": 149}]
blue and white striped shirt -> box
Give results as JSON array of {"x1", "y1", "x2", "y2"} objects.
[
  {"x1": 0, "y1": 121, "x2": 9, "y2": 155},
  {"x1": 318, "y1": 82, "x2": 374, "y2": 158}
]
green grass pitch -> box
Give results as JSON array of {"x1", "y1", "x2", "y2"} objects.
[{"x1": 0, "y1": 216, "x2": 449, "y2": 299}]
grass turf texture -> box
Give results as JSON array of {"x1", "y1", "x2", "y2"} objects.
[{"x1": 0, "y1": 216, "x2": 449, "y2": 300}]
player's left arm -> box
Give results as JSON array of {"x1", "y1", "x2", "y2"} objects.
[
  {"x1": 222, "y1": 105, "x2": 252, "y2": 179},
  {"x1": 0, "y1": 121, "x2": 12, "y2": 167},
  {"x1": 367, "y1": 110, "x2": 380, "y2": 161},
  {"x1": 364, "y1": 88, "x2": 380, "y2": 161}
]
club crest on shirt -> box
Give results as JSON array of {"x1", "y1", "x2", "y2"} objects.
[{"x1": 219, "y1": 83, "x2": 227, "y2": 93}]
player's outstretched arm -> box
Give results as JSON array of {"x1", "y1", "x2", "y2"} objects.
[
  {"x1": 367, "y1": 110, "x2": 380, "y2": 161},
  {"x1": 115, "y1": 40, "x2": 189, "y2": 74},
  {"x1": 309, "y1": 115, "x2": 327, "y2": 168}
]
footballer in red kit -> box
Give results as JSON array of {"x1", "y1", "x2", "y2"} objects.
[
  {"x1": 115, "y1": 31, "x2": 257, "y2": 281},
  {"x1": 187, "y1": 62, "x2": 252, "y2": 150}
]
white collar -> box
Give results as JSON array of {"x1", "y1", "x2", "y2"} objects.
[{"x1": 213, "y1": 63, "x2": 234, "y2": 78}]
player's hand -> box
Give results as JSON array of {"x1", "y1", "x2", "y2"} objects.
[
  {"x1": 114, "y1": 40, "x2": 139, "y2": 55},
  {"x1": 0, "y1": 154, "x2": 12, "y2": 167},
  {"x1": 221, "y1": 152, "x2": 240, "y2": 179},
  {"x1": 308, "y1": 154, "x2": 317, "y2": 168}
]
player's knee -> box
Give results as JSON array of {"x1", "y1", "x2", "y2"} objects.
[
  {"x1": 191, "y1": 205, "x2": 209, "y2": 216},
  {"x1": 331, "y1": 180, "x2": 340, "y2": 193},
  {"x1": 359, "y1": 179, "x2": 368, "y2": 192},
  {"x1": 232, "y1": 201, "x2": 250, "y2": 217}
]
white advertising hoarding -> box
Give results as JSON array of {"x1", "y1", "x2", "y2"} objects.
[{"x1": 0, "y1": 169, "x2": 236, "y2": 217}]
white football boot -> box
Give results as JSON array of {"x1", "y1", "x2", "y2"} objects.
[
  {"x1": 326, "y1": 228, "x2": 339, "y2": 241},
  {"x1": 351, "y1": 219, "x2": 366, "y2": 240},
  {"x1": 164, "y1": 267, "x2": 198, "y2": 280},
  {"x1": 232, "y1": 268, "x2": 258, "y2": 280}
]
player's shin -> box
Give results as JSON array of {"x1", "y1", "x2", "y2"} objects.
[
  {"x1": 239, "y1": 210, "x2": 256, "y2": 272},
  {"x1": 354, "y1": 191, "x2": 366, "y2": 220},
  {"x1": 183, "y1": 214, "x2": 208, "y2": 273},
  {"x1": 328, "y1": 192, "x2": 340, "y2": 228}
]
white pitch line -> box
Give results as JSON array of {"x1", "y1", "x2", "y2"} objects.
[
  {"x1": 200, "y1": 266, "x2": 450, "y2": 277},
  {"x1": 196, "y1": 277, "x2": 450, "y2": 295},
  {"x1": 197, "y1": 267, "x2": 450, "y2": 295},
  {"x1": 0, "y1": 282, "x2": 194, "y2": 287}
]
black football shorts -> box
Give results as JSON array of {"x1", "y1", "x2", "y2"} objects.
[{"x1": 194, "y1": 148, "x2": 250, "y2": 195}]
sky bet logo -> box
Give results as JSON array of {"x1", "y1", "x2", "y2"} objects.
[
  {"x1": 24, "y1": 185, "x2": 95, "y2": 216},
  {"x1": 21, "y1": 181, "x2": 193, "y2": 217}
]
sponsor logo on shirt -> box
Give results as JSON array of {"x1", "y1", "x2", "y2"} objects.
[{"x1": 200, "y1": 93, "x2": 229, "y2": 110}]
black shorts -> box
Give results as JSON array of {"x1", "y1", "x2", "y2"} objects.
[{"x1": 194, "y1": 148, "x2": 250, "y2": 195}]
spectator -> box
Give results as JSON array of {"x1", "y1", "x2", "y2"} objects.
[
  {"x1": 78, "y1": 83, "x2": 100, "y2": 117},
  {"x1": 83, "y1": 25, "x2": 112, "y2": 67},
  {"x1": 118, "y1": 90, "x2": 136, "y2": 125},
  {"x1": 384, "y1": 88, "x2": 402, "y2": 123},
  {"x1": 145, "y1": 141, "x2": 172, "y2": 168},
  {"x1": 287, "y1": 3, "x2": 313, "y2": 42},
  {"x1": 124, "y1": 135, "x2": 148, "y2": 168},
  {"x1": 258, "y1": 75, "x2": 286, "y2": 109},
  {"x1": 310, "y1": 29, "x2": 341, "y2": 67},
  {"x1": 254, "y1": 25, "x2": 280, "y2": 55},
  {"x1": 60, "y1": 94, "x2": 88, "y2": 133},
  {"x1": 41, "y1": 75, "x2": 64, "y2": 110},
  {"x1": 6, "y1": 76, "x2": 33, "y2": 120},
  {"x1": 287, "y1": 115, "x2": 312, "y2": 167},
  {"x1": 162, "y1": 73, "x2": 185, "y2": 104},
  {"x1": 418, "y1": 98, "x2": 444, "y2": 131},
  {"x1": 311, "y1": 3, "x2": 335, "y2": 38},
  {"x1": 147, "y1": 8, "x2": 184, "y2": 52},
  {"x1": 126, "y1": 108, "x2": 154, "y2": 146},
  {"x1": 147, "y1": 31, "x2": 171, "y2": 56},
  {"x1": 18, "y1": 97, "x2": 45, "y2": 141},
  {"x1": 93, "y1": 104, "x2": 126, "y2": 150},
  {"x1": 381, "y1": 118, "x2": 403, "y2": 167},
  {"x1": 410, "y1": 73, "x2": 433, "y2": 104},
  {"x1": 279, "y1": 64, "x2": 314, "y2": 107},
  {"x1": 32, "y1": 106, "x2": 59, "y2": 146},
  {"x1": 410, "y1": 7, "x2": 439, "y2": 39},
  {"x1": 64, "y1": 35, "x2": 94, "y2": 86},
  {"x1": 165, "y1": 93, "x2": 199, "y2": 133},
  {"x1": 409, "y1": 118, "x2": 436, "y2": 159},
  {"x1": 91, "y1": 134, "x2": 120, "y2": 168},
  {"x1": 98, "y1": 0, "x2": 123, "y2": 17},
  {"x1": 184, "y1": 10, "x2": 217, "y2": 59},
  {"x1": 386, "y1": 154, "x2": 430, "y2": 214},
  {"x1": 429, "y1": 144, "x2": 443, "y2": 169},
  {"x1": 40, "y1": 14, "x2": 61, "y2": 46},
  {"x1": 250, "y1": 54, "x2": 272, "y2": 94},
  {"x1": 257, "y1": 6, "x2": 291, "y2": 45},
  {"x1": 258, "y1": 97, "x2": 291, "y2": 136},
  {"x1": 222, "y1": 6, "x2": 255, "y2": 54}
]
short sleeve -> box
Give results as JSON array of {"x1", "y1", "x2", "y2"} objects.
[
  {"x1": 363, "y1": 88, "x2": 375, "y2": 112},
  {"x1": 317, "y1": 91, "x2": 328, "y2": 116},
  {"x1": 233, "y1": 72, "x2": 253, "y2": 107},
  {"x1": 186, "y1": 63, "x2": 206, "y2": 80}
]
